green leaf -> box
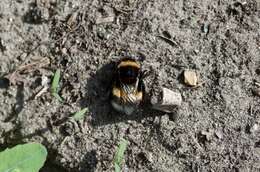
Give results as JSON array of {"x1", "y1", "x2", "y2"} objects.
[
  {"x1": 114, "y1": 138, "x2": 128, "y2": 172},
  {"x1": 51, "y1": 69, "x2": 63, "y2": 102},
  {"x1": 72, "y1": 108, "x2": 88, "y2": 121},
  {"x1": 51, "y1": 69, "x2": 60, "y2": 93},
  {"x1": 114, "y1": 163, "x2": 121, "y2": 172},
  {"x1": 0, "y1": 143, "x2": 47, "y2": 172},
  {"x1": 52, "y1": 93, "x2": 63, "y2": 102}
]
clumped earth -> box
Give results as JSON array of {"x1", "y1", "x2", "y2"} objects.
[{"x1": 0, "y1": 0, "x2": 260, "y2": 171}]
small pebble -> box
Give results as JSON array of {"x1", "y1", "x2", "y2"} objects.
[
  {"x1": 215, "y1": 130, "x2": 223, "y2": 139},
  {"x1": 250, "y1": 124, "x2": 259, "y2": 133},
  {"x1": 202, "y1": 23, "x2": 210, "y2": 34},
  {"x1": 41, "y1": 75, "x2": 49, "y2": 86},
  {"x1": 61, "y1": 48, "x2": 67, "y2": 55},
  {"x1": 201, "y1": 130, "x2": 213, "y2": 141},
  {"x1": 184, "y1": 70, "x2": 198, "y2": 86}
]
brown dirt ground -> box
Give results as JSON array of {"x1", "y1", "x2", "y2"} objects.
[{"x1": 0, "y1": 0, "x2": 260, "y2": 171}]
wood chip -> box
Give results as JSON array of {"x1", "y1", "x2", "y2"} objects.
[
  {"x1": 151, "y1": 87, "x2": 182, "y2": 113},
  {"x1": 184, "y1": 70, "x2": 198, "y2": 86},
  {"x1": 34, "y1": 86, "x2": 48, "y2": 99},
  {"x1": 96, "y1": 16, "x2": 114, "y2": 24}
]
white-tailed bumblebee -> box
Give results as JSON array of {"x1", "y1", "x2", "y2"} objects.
[{"x1": 111, "y1": 57, "x2": 145, "y2": 115}]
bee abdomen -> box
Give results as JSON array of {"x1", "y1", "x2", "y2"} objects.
[{"x1": 111, "y1": 86, "x2": 143, "y2": 115}]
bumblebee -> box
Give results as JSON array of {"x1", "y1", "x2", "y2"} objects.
[{"x1": 111, "y1": 57, "x2": 145, "y2": 115}]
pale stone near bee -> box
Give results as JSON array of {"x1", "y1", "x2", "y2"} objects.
[
  {"x1": 151, "y1": 87, "x2": 182, "y2": 113},
  {"x1": 184, "y1": 70, "x2": 197, "y2": 86}
]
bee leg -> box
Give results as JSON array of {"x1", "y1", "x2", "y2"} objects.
[
  {"x1": 124, "y1": 106, "x2": 136, "y2": 115},
  {"x1": 140, "y1": 70, "x2": 150, "y2": 79}
]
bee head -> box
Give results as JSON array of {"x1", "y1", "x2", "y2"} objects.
[{"x1": 117, "y1": 58, "x2": 141, "y2": 85}]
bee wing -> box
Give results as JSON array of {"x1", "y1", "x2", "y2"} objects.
[{"x1": 120, "y1": 83, "x2": 139, "y2": 104}]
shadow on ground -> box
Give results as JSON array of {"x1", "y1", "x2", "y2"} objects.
[{"x1": 82, "y1": 61, "x2": 177, "y2": 126}]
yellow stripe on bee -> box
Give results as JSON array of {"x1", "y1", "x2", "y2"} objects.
[
  {"x1": 118, "y1": 60, "x2": 140, "y2": 68},
  {"x1": 112, "y1": 86, "x2": 143, "y2": 103},
  {"x1": 112, "y1": 86, "x2": 128, "y2": 103},
  {"x1": 135, "y1": 91, "x2": 143, "y2": 100},
  {"x1": 112, "y1": 87, "x2": 121, "y2": 98}
]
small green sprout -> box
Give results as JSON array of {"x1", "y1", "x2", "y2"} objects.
[
  {"x1": 72, "y1": 107, "x2": 89, "y2": 121},
  {"x1": 51, "y1": 69, "x2": 63, "y2": 102},
  {"x1": 114, "y1": 138, "x2": 128, "y2": 172}
]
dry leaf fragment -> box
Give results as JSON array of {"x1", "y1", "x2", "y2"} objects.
[
  {"x1": 67, "y1": 11, "x2": 78, "y2": 28},
  {"x1": 5, "y1": 57, "x2": 50, "y2": 85}
]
